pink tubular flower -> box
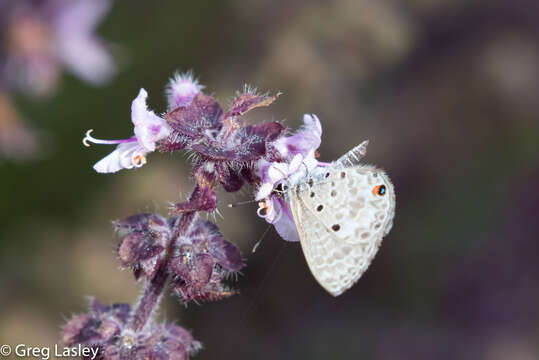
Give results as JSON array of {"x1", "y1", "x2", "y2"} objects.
[
  {"x1": 274, "y1": 114, "x2": 322, "y2": 158},
  {"x1": 166, "y1": 72, "x2": 204, "y2": 110},
  {"x1": 257, "y1": 195, "x2": 300, "y2": 242},
  {"x1": 83, "y1": 88, "x2": 171, "y2": 173},
  {"x1": 256, "y1": 153, "x2": 306, "y2": 200},
  {"x1": 255, "y1": 114, "x2": 323, "y2": 200},
  {"x1": 255, "y1": 113, "x2": 326, "y2": 242}
]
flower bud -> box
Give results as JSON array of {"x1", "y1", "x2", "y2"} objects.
[{"x1": 115, "y1": 213, "x2": 170, "y2": 280}]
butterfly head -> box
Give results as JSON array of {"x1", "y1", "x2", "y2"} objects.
[{"x1": 272, "y1": 181, "x2": 290, "y2": 195}]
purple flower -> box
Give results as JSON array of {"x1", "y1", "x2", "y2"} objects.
[
  {"x1": 257, "y1": 195, "x2": 300, "y2": 242},
  {"x1": 114, "y1": 211, "x2": 243, "y2": 303},
  {"x1": 63, "y1": 299, "x2": 130, "y2": 347},
  {"x1": 170, "y1": 220, "x2": 243, "y2": 302},
  {"x1": 3, "y1": 0, "x2": 116, "y2": 97},
  {"x1": 102, "y1": 324, "x2": 200, "y2": 360},
  {"x1": 255, "y1": 152, "x2": 315, "y2": 200},
  {"x1": 166, "y1": 72, "x2": 204, "y2": 110},
  {"x1": 274, "y1": 113, "x2": 322, "y2": 159},
  {"x1": 62, "y1": 299, "x2": 200, "y2": 360},
  {"x1": 255, "y1": 114, "x2": 322, "y2": 200},
  {"x1": 83, "y1": 88, "x2": 171, "y2": 173},
  {"x1": 254, "y1": 114, "x2": 326, "y2": 241},
  {"x1": 161, "y1": 89, "x2": 284, "y2": 161},
  {"x1": 115, "y1": 213, "x2": 171, "y2": 281},
  {"x1": 159, "y1": 86, "x2": 285, "y2": 200}
]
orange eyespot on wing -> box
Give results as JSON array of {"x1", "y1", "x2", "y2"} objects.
[{"x1": 372, "y1": 184, "x2": 386, "y2": 196}]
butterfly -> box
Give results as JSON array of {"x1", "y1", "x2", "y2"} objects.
[{"x1": 280, "y1": 142, "x2": 396, "y2": 296}]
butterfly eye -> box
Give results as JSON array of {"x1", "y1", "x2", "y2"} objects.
[
  {"x1": 274, "y1": 183, "x2": 288, "y2": 193},
  {"x1": 372, "y1": 185, "x2": 386, "y2": 196}
]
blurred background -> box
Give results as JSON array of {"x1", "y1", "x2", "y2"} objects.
[{"x1": 1, "y1": 0, "x2": 539, "y2": 359}]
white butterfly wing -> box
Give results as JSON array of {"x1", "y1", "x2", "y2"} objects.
[{"x1": 289, "y1": 164, "x2": 395, "y2": 296}]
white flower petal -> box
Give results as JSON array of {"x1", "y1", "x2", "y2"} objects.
[
  {"x1": 303, "y1": 114, "x2": 322, "y2": 138},
  {"x1": 276, "y1": 113, "x2": 322, "y2": 160},
  {"x1": 272, "y1": 200, "x2": 300, "y2": 242},
  {"x1": 255, "y1": 183, "x2": 274, "y2": 201},
  {"x1": 267, "y1": 162, "x2": 289, "y2": 183},
  {"x1": 93, "y1": 148, "x2": 123, "y2": 173},
  {"x1": 303, "y1": 149, "x2": 319, "y2": 172},
  {"x1": 288, "y1": 153, "x2": 304, "y2": 173},
  {"x1": 131, "y1": 88, "x2": 171, "y2": 151},
  {"x1": 93, "y1": 142, "x2": 145, "y2": 173}
]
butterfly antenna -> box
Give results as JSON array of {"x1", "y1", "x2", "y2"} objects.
[
  {"x1": 227, "y1": 199, "x2": 258, "y2": 208},
  {"x1": 252, "y1": 224, "x2": 272, "y2": 253}
]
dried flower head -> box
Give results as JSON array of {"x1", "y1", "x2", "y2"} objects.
[
  {"x1": 170, "y1": 220, "x2": 243, "y2": 302},
  {"x1": 115, "y1": 212, "x2": 243, "y2": 303},
  {"x1": 63, "y1": 299, "x2": 200, "y2": 360},
  {"x1": 115, "y1": 213, "x2": 171, "y2": 281}
]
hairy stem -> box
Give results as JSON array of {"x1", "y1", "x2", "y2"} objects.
[{"x1": 127, "y1": 186, "x2": 201, "y2": 332}]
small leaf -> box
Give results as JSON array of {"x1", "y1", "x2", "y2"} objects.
[
  {"x1": 165, "y1": 93, "x2": 223, "y2": 136},
  {"x1": 225, "y1": 91, "x2": 281, "y2": 118}
]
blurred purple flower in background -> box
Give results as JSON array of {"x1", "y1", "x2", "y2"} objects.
[
  {"x1": 0, "y1": 92, "x2": 38, "y2": 160},
  {"x1": 2, "y1": 0, "x2": 116, "y2": 96},
  {"x1": 0, "y1": 0, "x2": 116, "y2": 160}
]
